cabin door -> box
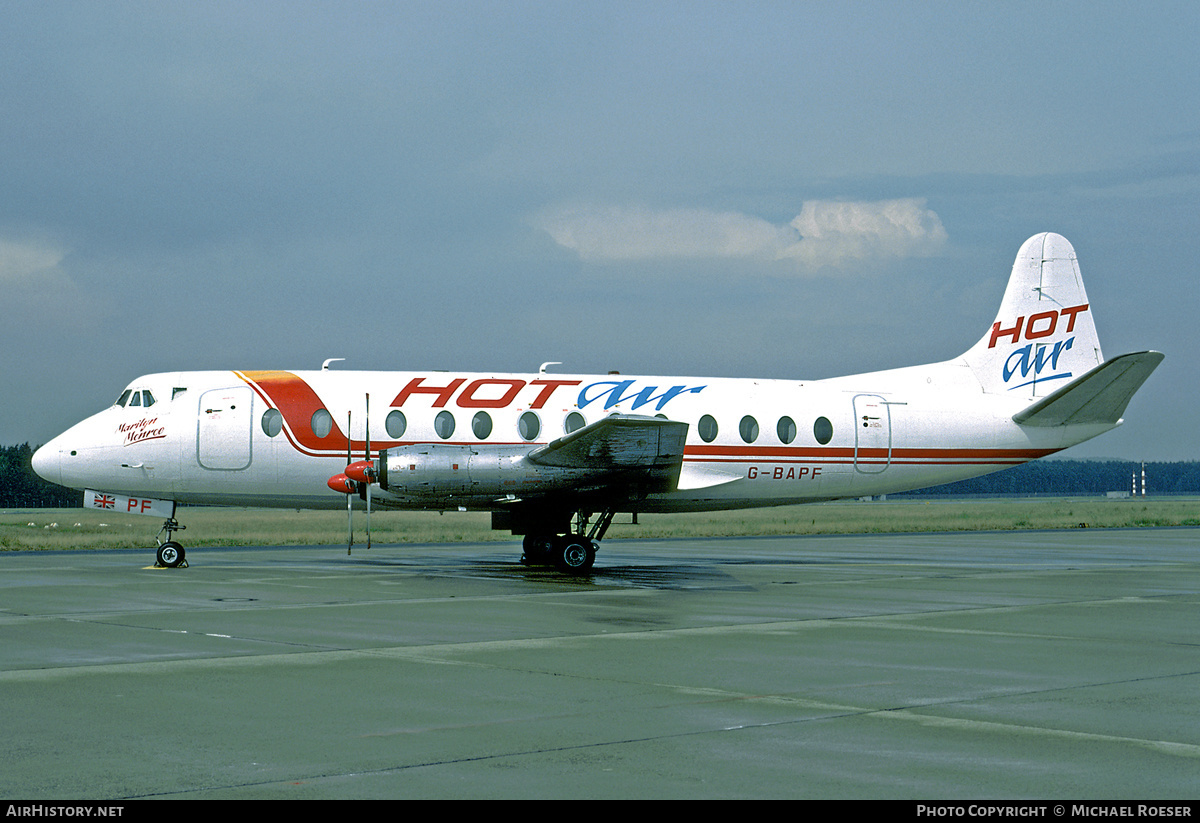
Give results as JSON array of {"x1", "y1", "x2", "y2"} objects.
[
  {"x1": 197, "y1": 387, "x2": 253, "y2": 470},
  {"x1": 853, "y1": 394, "x2": 892, "y2": 474}
]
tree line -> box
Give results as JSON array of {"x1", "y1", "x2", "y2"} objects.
[
  {"x1": 891, "y1": 459, "x2": 1200, "y2": 497},
  {"x1": 1, "y1": 444, "x2": 82, "y2": 508},
  {"x1": 2, "y1": 442, "x2": 1198, "y2": 508}
]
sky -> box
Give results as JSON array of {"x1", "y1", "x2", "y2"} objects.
[{"x1": 2, "y1": 1, "x2": 1197, "y2": 461}]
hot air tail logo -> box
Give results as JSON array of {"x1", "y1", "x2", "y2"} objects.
[
  {"x1": 987, "y1": 303, "x2": 1088, "y2": 391},
  {"x1": 1003, "y1": 337, "x2": 1074, "y2": 390}
]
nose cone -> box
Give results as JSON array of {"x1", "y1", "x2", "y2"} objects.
[{"x1": 32, "y1": 440, "x2": 62, "y2": 486}]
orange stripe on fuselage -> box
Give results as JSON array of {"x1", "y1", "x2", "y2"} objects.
[{"x1": 238, "y1": 370, "x2": 354, "y2": 457}]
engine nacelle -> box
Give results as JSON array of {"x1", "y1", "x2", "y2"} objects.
[{"x1": 377, "y1": 443, "x2": 589, "y2": 501}]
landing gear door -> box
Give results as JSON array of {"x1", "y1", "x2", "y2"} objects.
[
  {"x1": 198, "y1": 387, "x2": 253, "y2": 470},
  {"x1": 853, "y1": 394, "x2": 891, "y2": 474}
]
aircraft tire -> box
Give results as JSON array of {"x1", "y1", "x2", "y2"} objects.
[
  {"x1": 554, "y1": 535, "x2": 595, "y2": 574},
  {"x1": 521, "y1": 534, "x2": 556, "y2": 566},
  {"x1": 156, "y1": 541, "x2": 185, "y2": 568}
]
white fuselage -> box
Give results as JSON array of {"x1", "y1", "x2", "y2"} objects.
[{"x1": 32, "y1": 360, "x2": 1111, "y2": 514}]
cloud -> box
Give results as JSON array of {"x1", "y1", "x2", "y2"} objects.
[
  {"x1": 0, "y1": 234, "x2": 111, "y2": 352},
  {"x1": 0, "y1": 235, "x2": 95, "y2": 329},
  {"x1": 534, "y1": 199, "x2": 948, "y2": 270},
  {"x1": 0, "y1": 237, "x2": 66, "y2": 284},
  {"x1": 533, "y1": 205, "x2": 795, "y2": 261},
  {"x1": 780, "y1": 199, "x2": 949, "y2": 267}
]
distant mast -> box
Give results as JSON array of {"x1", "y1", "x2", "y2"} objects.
[{"x1": 1132, "y1": 462, "x2": 1147, "y2": 497}]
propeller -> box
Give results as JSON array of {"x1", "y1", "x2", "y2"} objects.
[
  {"x1": 325, "y1": 395, "x2": 376, "y2": 554},
  {"x1": 364, "y1": 393, "x2": 372, "y2": 551},
  {"x1": 345, "y1": 409, "x2": 354, "y2": 554}
]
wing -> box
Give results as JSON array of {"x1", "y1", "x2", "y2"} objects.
[{"x1": 527, "y1": 414, "x2": 688, "y2": 491}]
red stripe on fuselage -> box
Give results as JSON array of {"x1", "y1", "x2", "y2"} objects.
[
  {"x1": 684, "y1": 445, "x2": 1054, "y2": 465},
  {"x1": 238, "y1": 370, "x2": 359, "y2": 457}
]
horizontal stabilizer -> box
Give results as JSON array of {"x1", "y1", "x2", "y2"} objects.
[{"x1": 1012, "y1": 351, "x2": 1163, "y2": 427}]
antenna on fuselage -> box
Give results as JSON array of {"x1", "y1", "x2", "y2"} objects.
[
  {"x1": 539, "y1": 362, "x2": 561, "y2": 374},
  {"x1": 323, "y1": 358, "x2": 345, "y2": 370}
]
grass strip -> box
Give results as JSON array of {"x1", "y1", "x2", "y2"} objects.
[{"x1": 3, "y1": 497, "x2": 1198, "y2": 551}]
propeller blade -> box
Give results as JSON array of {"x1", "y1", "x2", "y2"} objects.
[
  {"x1": 365, "y1": 393, "x2": 372, "y2": 551},
  {"x1": 328, "y1": 403, "x2": 378, "y2": 555}
]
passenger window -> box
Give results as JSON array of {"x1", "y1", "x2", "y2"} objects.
[
  {"x1": 385, "y1": 410, "x2": 407, "y2": 439},
  {"x1": 262, "y1": 408, "x2": 283, "y2": 437},
  {"x1": 435, "y1": 410, "x2": 456, "y2": 439},
  {"x1": 311, "y1": 409, "x2": 333, "y2": 438},
  {"x1": 472, "y1": 411, "x2": 493, "y2": 439},
  {"x1": 739, "y1": 415, "x2": 759, "y2": 443},
  {"x1": 518, "y1": 411, "x2": 540, "y2": 441},
  {"x1": 565, "y1": 412, "x2": 586, "y2": 434},
  {"x1": 814, "y1": 416, "x2": 833, "y2": 445},
  {"x1": 698, "y1": 414, "x2": 718, "y2": 443},
  {"x1": 777, "y1": 416, "x2": 796, "y2": 444}
]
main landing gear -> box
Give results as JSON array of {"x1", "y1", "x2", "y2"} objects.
[
  {"x1": 519, "y1": 509, "x2": 616, "y2": 574},
  {"x1": 154, "y1": 517, "x2": 187, "y2": 568}
]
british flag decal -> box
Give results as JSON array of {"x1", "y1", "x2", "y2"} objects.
[{"x1": 83, "y1": 490, "x2": 175, "y2": 518}]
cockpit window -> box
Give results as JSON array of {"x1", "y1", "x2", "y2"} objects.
[{"x1": 115, "y1": 389, "x2": 156, "y2": 408}]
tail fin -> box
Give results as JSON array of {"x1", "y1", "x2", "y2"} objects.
[{"x1": 962, "y1": 233, "x2": 1103, "y2": 398}]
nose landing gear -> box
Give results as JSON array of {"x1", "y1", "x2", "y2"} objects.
[{"x1": 154, "y1": 517, "x2": 187, "y2": 568}]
